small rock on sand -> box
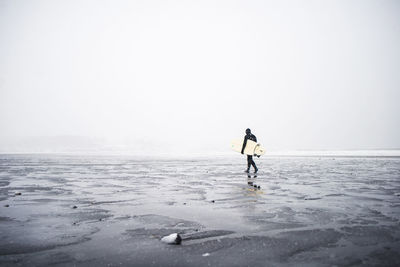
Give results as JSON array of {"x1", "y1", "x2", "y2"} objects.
[{"x1": 161, "y1": 233, "x2": 182, "y2": 245}]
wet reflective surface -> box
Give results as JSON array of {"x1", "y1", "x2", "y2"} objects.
[{"x1": 1, "y1": 154, "x2": 399, "y2": 266}]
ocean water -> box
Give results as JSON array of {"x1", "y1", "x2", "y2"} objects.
[{"x1": 0, "y1": 154, "x2": 399, "y2": 266}]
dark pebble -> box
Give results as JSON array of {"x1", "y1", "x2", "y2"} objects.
[
  {"x1": 72, "y1": 206, "x2": 77, "y2": 209},
  {"x1": 4, "y1": 204, "x2": 9, "y2": 207},
  {"x1": 15, "y1": 192, "x2": 22, "y2": 196},
  {"x1": 211, "y1": 200, "x2": 215, "y2": 203}
]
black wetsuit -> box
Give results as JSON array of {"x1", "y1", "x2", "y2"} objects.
[{"x1": 241, "y1": 133, "x2": 258, "y2": 171}]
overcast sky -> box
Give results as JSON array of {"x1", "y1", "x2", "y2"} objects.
[{"x1": 0, "y1": 0, "x2": 399, "y2": 153}]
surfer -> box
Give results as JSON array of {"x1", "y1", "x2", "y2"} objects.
[{"x1": 241, "y1": 128, "x2": 258, "y2": 173}]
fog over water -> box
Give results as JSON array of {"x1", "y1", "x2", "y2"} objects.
[{"x1": 1, "y1": 0, "x2": 399, "y2": 154}]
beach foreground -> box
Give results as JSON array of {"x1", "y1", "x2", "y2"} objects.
[{"x1": 1, "y1": 154, "x2": 399, "y2": 266}]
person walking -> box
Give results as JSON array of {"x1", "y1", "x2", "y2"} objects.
[{"x1": 241, "y1": 128, "x2": 258, "y2": 173}]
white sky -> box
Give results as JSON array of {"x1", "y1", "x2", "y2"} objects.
[{"x1": 0, "y1": 0, "x2": 399, "y2": 153}]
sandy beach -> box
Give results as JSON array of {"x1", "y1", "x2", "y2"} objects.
[{"x1": 0, "y1": 154, "x2": 399, "y2": 266}]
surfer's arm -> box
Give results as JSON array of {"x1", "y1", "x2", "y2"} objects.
[{"x1": 241, "y1": 137, "x2": 248, "y2": 154}]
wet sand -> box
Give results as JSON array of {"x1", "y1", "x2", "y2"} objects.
[{"x1": 0, "y1": 154, "x2": 400, "y2": 266}]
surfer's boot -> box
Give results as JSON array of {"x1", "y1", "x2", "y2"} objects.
[
  {"x1": 245, "y1": 168, "x2": 250, "y2": 173},
  {"x1": 254, "y1": 167, "x2": 258, "y2": 173}
]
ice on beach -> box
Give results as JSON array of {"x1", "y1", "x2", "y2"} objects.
[{"x1": 0, "y1": 153, "x2": 399, "y2": 266}]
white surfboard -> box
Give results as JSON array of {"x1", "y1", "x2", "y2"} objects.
[
  {"x1": 231, "y1": 139, "x2": 266, "y2": 156},
  {"x1": 254, "y1": 144, "x2": 266, "y2": 156}
]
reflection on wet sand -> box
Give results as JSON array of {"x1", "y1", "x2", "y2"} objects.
[{"x1": 0, "y1": 154, "x2": 399, "y2": 266}]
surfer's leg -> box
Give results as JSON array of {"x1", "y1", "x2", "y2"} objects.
[
  {"x1": 250, "y1": 157, "x2": 258, "y2": 172},
  {"x1": 252, "y1": 161, "x2": 258, "y2": 173},
  {"x1": 246, "y1": 155, "x2": 252, "y2": 172}
]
